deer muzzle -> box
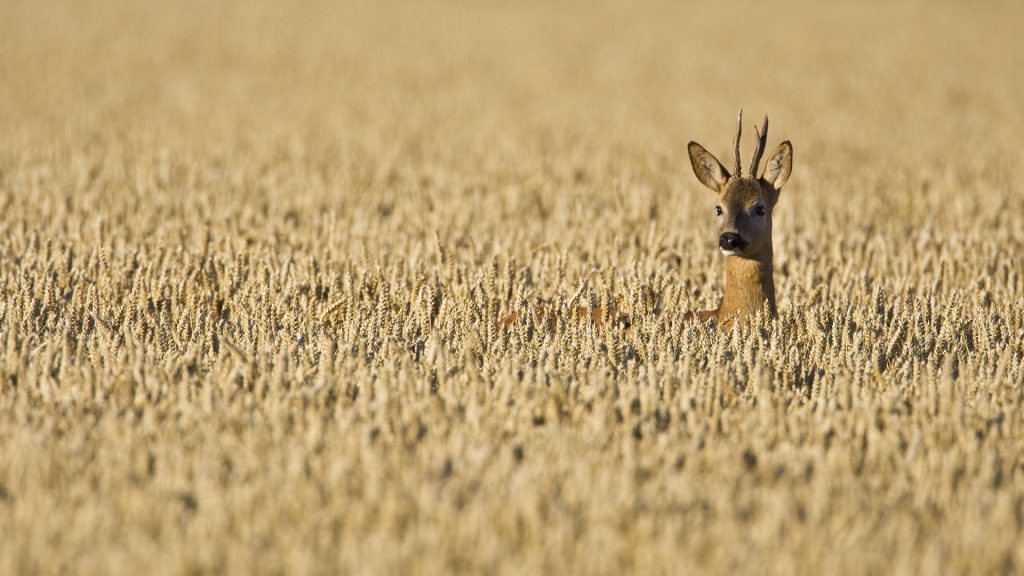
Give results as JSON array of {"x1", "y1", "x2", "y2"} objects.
[{"x1": 719, "y1": 232, "x2": 748, "y2": 254}]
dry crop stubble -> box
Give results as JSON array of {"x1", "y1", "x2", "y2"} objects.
[{"x1": 1, "y1": 0, "x2": 1024, "y2": 574}]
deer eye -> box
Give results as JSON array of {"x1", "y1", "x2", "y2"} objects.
[
  {"x1": 715, "y1": 206, "x2": 723, "y2": 216},
  {"x1": 754, "y1": 205, "x2": 767, "y2": 217}
]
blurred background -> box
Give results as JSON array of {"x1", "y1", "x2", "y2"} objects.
[{"x1": 3, "y1": 0, "x2": 1021, "y2": 163}]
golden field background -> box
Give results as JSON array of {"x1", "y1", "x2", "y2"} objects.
[{"x1": 2, "y1": 0, "x2": 1023, "y2": 573}]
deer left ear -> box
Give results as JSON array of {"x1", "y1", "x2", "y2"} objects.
[
  {"x1": 761, "y1": 141, "x2": 793, "y2": 190},
  {"x1": 688, "y1": 142, "x2": 730, "y2": 192}
]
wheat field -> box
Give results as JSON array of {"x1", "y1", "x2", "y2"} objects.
[{"x1": 1, "y1": 0, "x2": 1023, "y2": 574}]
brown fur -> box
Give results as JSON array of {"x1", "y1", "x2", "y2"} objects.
[
  {"x1": 496, "y1": 303, "x2": 631, "y2": 332},
  {"x1": 686, "y1": 112, "x2": 793, "y2": 329}
]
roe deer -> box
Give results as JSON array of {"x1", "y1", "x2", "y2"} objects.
[
  {"x1": 685, "y1": 110, "x2": 792, "y2": 328},
  {"x1": 497, "y1": 110, "x2": 792, "y2": 332}
]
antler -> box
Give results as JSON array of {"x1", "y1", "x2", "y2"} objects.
[
  {"x1": 732, "y1": 109, "x2": 743, "y2": 177},
  {"x1": 749, "y1": 115, "x2": 769, "y2": 178}
]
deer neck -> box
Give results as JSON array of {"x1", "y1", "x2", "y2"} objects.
[{"x1": 717, "y1": 248, "x2": 776, "y2": 323}]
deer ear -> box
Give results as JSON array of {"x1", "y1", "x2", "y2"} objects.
[
  {"x1": 688, "y1": 142, "x2": 730, "y2": 192},
  {"x1": 762, "y1": 141, "x2": 792, "y2": 190}
]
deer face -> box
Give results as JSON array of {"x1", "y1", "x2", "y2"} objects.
[
  {"x1": 714, "y1": 177, "x2": 776, "y2": 257},
  {"x1": 688, "y1": 112, "x2": 793, "y2": 259}
]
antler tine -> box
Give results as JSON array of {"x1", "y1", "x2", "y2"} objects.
[
  {"x1": 732, "y1": 109, "x2": 743, "y2": 178},
  {"x1": 749, "y1": 115, "x2": 769, "y2": 178}
]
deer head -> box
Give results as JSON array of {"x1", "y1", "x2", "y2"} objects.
[{"x1": 687, "y1": 111, "x2": 793, "y2": 260}]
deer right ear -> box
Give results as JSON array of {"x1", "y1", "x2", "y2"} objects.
[
  {"x1": 762, "y1": 141, "x2": 793, "y2": 190},
  {"x1": 688, "y1": 142, "x2": 730, "y2": 192}
]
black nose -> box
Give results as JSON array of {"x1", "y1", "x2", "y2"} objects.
[{"x1": 719, "y1": 233, "x2": 748, "y2": 251}]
